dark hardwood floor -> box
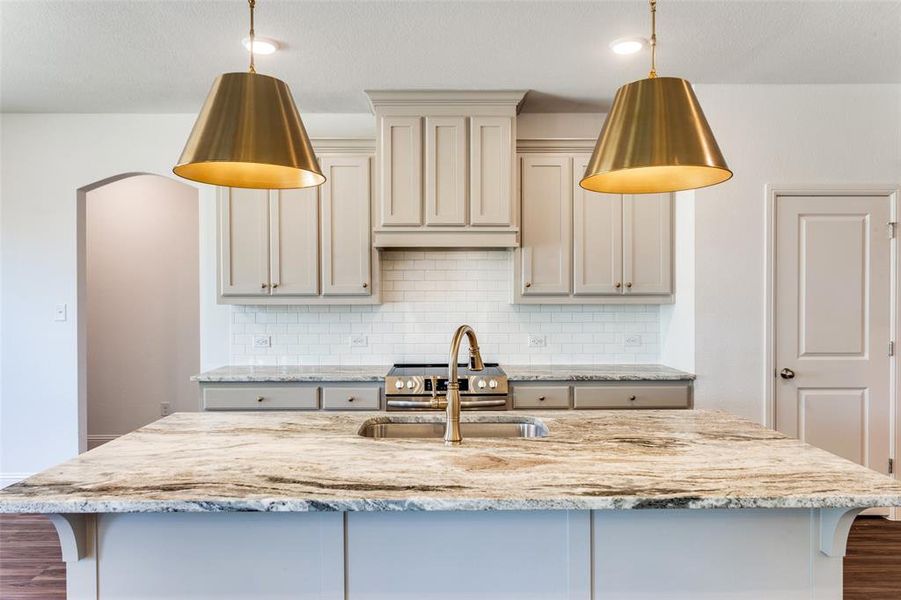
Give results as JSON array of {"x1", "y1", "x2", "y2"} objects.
[
  {"x1": 2, "y1": 514, "x2": 901, "y2": 598},
  {"x1": 0, "y1": 514, "x2": 66, "y2": 599}
]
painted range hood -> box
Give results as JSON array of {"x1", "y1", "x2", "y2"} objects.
[{"x1": 367, "y1": 90, "x2": 527, "y2": 248}]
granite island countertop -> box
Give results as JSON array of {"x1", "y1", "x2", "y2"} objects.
[
  {"x1": 2, "y1": 410, "x2": 900, "y2": 513},
  {"x1": 192, "y1": 364, "x2": 694, "y2": 383}
]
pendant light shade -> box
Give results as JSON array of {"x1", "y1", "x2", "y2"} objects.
[
  {"x1": 580, "y1": 76, "x2": 731, "y2": 194},
  {"x1": 580, "y1": 0, "x2": 731, "y2": 194},
  {"x1": 174, "y1": 72, "x2": 324, "y2": 189}
]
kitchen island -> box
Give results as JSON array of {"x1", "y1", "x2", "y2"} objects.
[{"x1": 2, "y1": 410, "x2": 900, "y2": 599}]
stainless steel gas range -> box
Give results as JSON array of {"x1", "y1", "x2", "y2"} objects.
[{"x1": 385, "y1": 363, "x2": 510, "y2": 411}]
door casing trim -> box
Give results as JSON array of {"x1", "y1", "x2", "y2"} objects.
[{"x1": 764, "y1": 184, "x2": 901, "y2": 514}]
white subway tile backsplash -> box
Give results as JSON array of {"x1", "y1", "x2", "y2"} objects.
[{"x1": 229, "y1": 250, "x2": 660, "y2": 365}]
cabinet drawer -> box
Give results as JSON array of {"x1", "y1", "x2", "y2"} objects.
[
  {"x1": 573, "y1": 385, "x2": 690, "y2": 409},
  {"x1": 512, "y1": 386, "x2": 570, "y2": 409},
  {"x1": 202, "y1": 386, "x2": 319, "y2": 410},
  {"x1": 321, "y1": 386, "x2": 381, "y2": 410}
]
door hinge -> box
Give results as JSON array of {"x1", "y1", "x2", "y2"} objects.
[
  {"x1": 891, "y1": 341, "x2": 895, "y2": 357},
  {"x1": 889, "y1": 222, "x2": 897, "y2": 239},
  {"x1": 890, "y1": 458, "x2": 894, "y2": 474}
]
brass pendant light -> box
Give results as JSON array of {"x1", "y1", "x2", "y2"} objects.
[
  {"x1": 174, "y1": 0, "x2": 324, "y2": 189},
  {"x1": 580, "y1": 0, "x2": 731, "y2": 194}
]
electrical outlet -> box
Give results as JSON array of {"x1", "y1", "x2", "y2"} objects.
[
  {"x1": 624, "y1": 334, "x2": 642, "y2": 347},
  {"x1": 54, "y1": 304, "x2": 67, "y2": 322},
  {"x1": 160, "y1": 402, "x2": 171, "y2": 417},
  {"x1": 528, "y1": 335, "x2": 547, "y2": 348},
  {"x1": 350, "y1": 334, "x2": 368, "y2": 348},
  {"x1": 253, "y1": 335, "x2": 271, "y2": 348}
]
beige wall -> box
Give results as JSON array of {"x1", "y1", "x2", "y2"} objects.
[
  {"x1": 692, "y1": 84, "x2": 901, "y2": 422},
  {"x1": 86, "y1": 175, "x2": 199, "y2": 439}
]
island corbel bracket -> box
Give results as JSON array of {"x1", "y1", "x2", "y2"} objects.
[
  {"x1": 818, "y1": 507, "x2": 864, "y2": 557},
  {"x1": 47, "y1": 513, "x2": 93, "y2": 562}
]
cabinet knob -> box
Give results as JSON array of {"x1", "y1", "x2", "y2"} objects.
[
  {"x1": 615, "y1": 282, "x2": 622, "y2": 289},
  {"x1": 347, "y1": 397, "x2": 354, "y2": 403},
  {"x1": 538, "y1": 396, "x2": 545, "y2": 402},
  {"x1": 362, "y1": 282, "x2": 368, "y2": 289},
  {"x1": 525, "y1": 282, "x2": 532, "y2": 288},
  {"x1": 256, "y1": 396, "x2": 264, "y2": 402},
  {"x1": 271, "y1": 283, "x2": 279, "y2": 289},
  {"x1": 626, "y1": 282, "x2": 633, "y2": 288},
  {"x1": 261, "y1": 283, "x2": 268, "y2": 289},
  {"x1": 629, "y1": 395, "x2": 637, "y2": 401}
]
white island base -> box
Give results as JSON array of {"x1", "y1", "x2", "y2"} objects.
[{"x1": 51, "y1": 507, "x2": 861, "y2": 600}]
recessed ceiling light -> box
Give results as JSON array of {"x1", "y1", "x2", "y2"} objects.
[
  {"x1": 609, "y1": 37, "x2": 647, "y2": 55},
  {"x1": 242, "y1": 37, "x2": 279, "y2": 55}
]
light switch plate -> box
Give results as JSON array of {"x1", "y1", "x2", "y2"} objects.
[
  {"x1": 350, "y1": 335, "x2": 368, "y2": 348},
  {"x1": 624, "y1": 334, "x2": 642, "y2": 347},
  {"x1": 253, "y1": 335, "x2": 271, "y2": 348},
  {"x1": 528, "y1": 335, "x2": 546, "y2": 348},
  {"x1": 54, "y1": 304, "x2": 67, "y2": 322}
]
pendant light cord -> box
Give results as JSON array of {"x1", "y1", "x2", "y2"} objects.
[
  {"x1": 649, "y1": 0, "x2": 657, "y2": 79},
  {"x1": 248, "y1": 0, "x2": 256, "y2": 74}
]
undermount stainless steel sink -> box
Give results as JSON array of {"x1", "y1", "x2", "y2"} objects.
[{"x1": 358, "y1": 418, "x2": 549, "y2": 440}]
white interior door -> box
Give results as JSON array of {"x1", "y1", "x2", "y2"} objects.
[{"x1": 775, "y1": 193, "x2": 893, "y2": 476}]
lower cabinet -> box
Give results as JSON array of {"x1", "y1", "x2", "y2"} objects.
[
  {"x1": 201, "y1": 383, "x2": 384, "y2": 411},
  {"x1": 511, "y1": 381, "x2": 692, "y2": 410}
]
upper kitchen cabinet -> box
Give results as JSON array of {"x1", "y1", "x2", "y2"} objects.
[
  {"x1": 365, "y1": 90, "x2": 526, "y2": 248},
  {"x1": 513, "y1": 142, "x2": 674, "y2": 304},
  {"x1": 217, "y1": 140, "x2": 380, "y2": 305}
]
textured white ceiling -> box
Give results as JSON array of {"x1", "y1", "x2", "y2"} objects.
[{"x1": 2, "y1": 0, "x2": 899, "y2": 114}]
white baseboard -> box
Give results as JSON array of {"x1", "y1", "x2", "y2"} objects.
[
  {"x1": 0, "y1": 472, "x2": 34, "y2": 489},
  {"x1": 88, "y1": 434, "x2": 120, "y2": 450}
]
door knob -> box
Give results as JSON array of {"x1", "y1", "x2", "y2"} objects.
[{"x1": 780, "y1": 368, "x2": 796, "y2": 380}]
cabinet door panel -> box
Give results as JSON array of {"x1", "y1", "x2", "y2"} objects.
[
  {"x1": 321, "y1": 156, "x2": 372, "y2": 296},
  {"x1": 379, "y1": 116, "x2": 422, "y2": 226},
  {"x1": 425, "y1": 116, "x2": 467, "y2": 226},
  {"x1": 270, "y1": 188, "x2": 319, "y2": 296},
  {"x1": 623, "y1": 193, "x2": 673, "y2": 295},
  {"x1": 219, "y1": 188, "x2": 270, "y2": 296},
  {"x1": 520, "y1": 155, "x2": 572, "y2": 295},
  {"x1": 573, "y1": 155, "x2": 623, "y2": 295},
  {"x1": 470, "y1": 116, "x2": 513, "y2": 226}
]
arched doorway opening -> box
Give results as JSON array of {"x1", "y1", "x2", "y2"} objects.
[{"x1": 76, "y1": 174, "x2": 199, "y2": 450}]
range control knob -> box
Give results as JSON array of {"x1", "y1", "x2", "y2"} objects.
[
  {"x1": 477, "y1": 379, "x2": 487, "y2": 389},
  {"x1": 406, "y1": 380, "x2": 415, "y2": 389},
  {"x1": 488, "y1": 379, "x2": 498, "y2": 389},
  {"x1": 394, "y1": 380, "x2": 404, "y2": 390}
]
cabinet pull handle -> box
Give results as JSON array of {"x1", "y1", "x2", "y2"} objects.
[
  {"x1": 362, "y1": 282, "x2": 368, "y2": 289},
  {"x1": 525, "y1": 282, "x2": 532, "y2": 288},
  {"x1": 256, "y1": 396, "x2": 265, "y2": 402},
  {"x1": 626, "y1": 282, "x2": 633, "y2": 289},
  {"x1": 615, "y1": 282, "x2": 622, "y2": 289}
]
